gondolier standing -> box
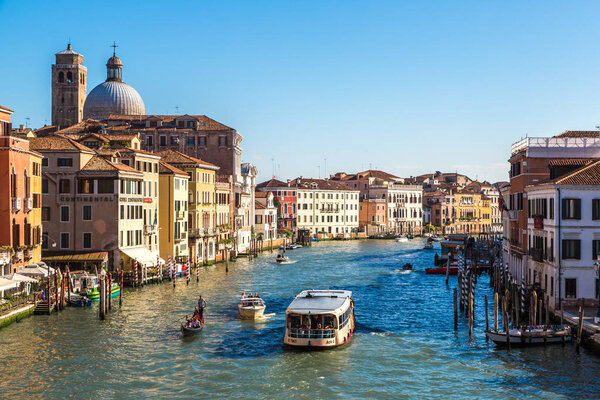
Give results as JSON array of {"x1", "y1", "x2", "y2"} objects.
[{"x1": 197, "y1": 295, "x2": 207, "y2": 322}]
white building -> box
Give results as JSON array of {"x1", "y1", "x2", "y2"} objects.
[
  {"x1": 236, "y1": 163, "x2": 257, "y2": 253},
  {"x1": 255, "y1": 192, "x2": 277, "y2": 241},
  {"x1": 293, "y1": 178, "x2": 359, "y2": 236},
  {"x1": 525, "y1": 160, "x2": 600, "y2": 309}
]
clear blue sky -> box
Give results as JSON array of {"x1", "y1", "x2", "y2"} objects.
[{"x1": 2, "y1": 0, "x2": 599, "y2": 183}]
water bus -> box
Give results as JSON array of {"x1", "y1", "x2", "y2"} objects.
[{"x1": 283, "y1": 290, "x2": 354, "y2": 349}]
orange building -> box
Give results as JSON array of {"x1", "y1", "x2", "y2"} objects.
[
  {"x1": 0, "y1": 126, "x2": 43, "y2": 274},
  {"x1": 359, "y1": 198, "x2": 387, "y2": 236}
]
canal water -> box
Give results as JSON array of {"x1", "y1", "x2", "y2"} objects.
[{"x1": 2, "y1": 240, "x2": 600, "y2": 399}]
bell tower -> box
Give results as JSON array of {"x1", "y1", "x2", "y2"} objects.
[{"x1": 51, "y1": 43, "x2": 87, "y2": 129}]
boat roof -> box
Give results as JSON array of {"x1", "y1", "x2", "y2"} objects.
[
  {"x1": 441, "y1": 241, "x2": 464, "y2": 246},
  {"x1": 287, "y1": 290, "x2": 352, "y2": 313}
]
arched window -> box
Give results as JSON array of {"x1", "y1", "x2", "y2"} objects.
[
  {"x1": 58, "y1": 71, "x2": 64, "y2": 83},
  {"x1": 10, "y1": 167, "x2": 16, "y2": 197},
  {"x1": 67, "y1": 71, "x2": 72, "y2": 83},
  {"x1": 24, "y1": 170, "x2": 29, "y2": 198}
]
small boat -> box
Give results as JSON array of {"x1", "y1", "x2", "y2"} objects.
[
  {"x1": 425, "y1": 267, "x2": 458, "y2": 275},
  {"x1": 181, "y1": 321, "x2": 204, "y2": 336},
  {"x1": 283, "y1": 290, "x2": 355, "y2": 349},
  {"x1": 485, "y1": 325, "x2": 572, "y2": 346},
  {"x1": 423, "y1": 241, "x2": 433, "y2": 249},
  {"x1": 238, "y1": 296, "x2": 266, "y2": 319},
  {"x1": 70, "y1": 271, "x2": 120, "y2": 301},
  {"x1": 406, "y1": 235, "x2": 414, "y2": 240},
  {"x1": 276, "y1": 252, "x2": 291, "y2": 264},
  {"x1": 68, "y1": 293, "x2": 92, "y2": 307},
  {"x1": 402, "y1": 263, "x2": 413, "y2": 271},
  {"x1": 431, "y1": 235, "x2": 443, "y2": 242},
  {"x1": 396, "y1": 237, "x2": 408, "y2": 243},
  {"x1": 279, "y1": 244, "x2": 303, "y2": 250}
]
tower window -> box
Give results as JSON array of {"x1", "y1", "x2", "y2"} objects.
[
  {"x1": 67, "y1": 72, "x2": 72, "y2": 83},
  {"x1": 58, "y1": 71, "x2": 64, "y2": 83}
]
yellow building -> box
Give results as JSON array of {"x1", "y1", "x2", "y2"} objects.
[
  {"x1": 448, "y1": 189, "x2": 492, "y2": 234},
  {"x1": 29, "y1": 150, "x2": 43, "y2": 265},
  {"x1": 158, "y1": 161, "x2": 189, "y2": 263},
  {"x1": 158, "y1": 150, "x2": 219, "y2": 265}
]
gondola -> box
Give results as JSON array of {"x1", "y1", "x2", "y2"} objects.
[
  {"x1": 485, "y1": 325, "x2": 572, "y2": 346},
  {"x1": 181, "y1": 320, "x2": 204, "y2": 336}
]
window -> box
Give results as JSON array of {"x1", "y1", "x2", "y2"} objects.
[
  {"x1": 66, "y1": 71, "x2": 72, "y2": 83},
  {"x1": 78, "y1": 179, "x2": 93, "y2": 194},
  {"x1": 187, "y1": 137, "x2": 195, "y2": 146},
  {"x1": 198, "y1": 136, "x2": 206, "y2": 146},
  {"x1": 60, "y1": 232, "x2": 69, "y2": 249},
  {"x1": 59, "y1": 179, "x2": 71, "y2": 194},
  {"x1": 42, "y1": 158, "x2": 48, "y2": 167},
  {"x1": 549, "y1": 198, "x2": 554, "y2": 219},
  {"x1": 565, "y1": 278, "x2": 577, "y2": 299},
  {"x1": 562, "y1": 239, "x2": 580, "y2": 259},
  {"x1": 57, "y1": 158, "x2": 73, "y2": 167},
  {"x1": 160, "y1": 135, "x2": 167, "y2": 146},
  {"x1": 60, "y1": 206, "x2": 70, "y2": 222},
  {"x1": 58, "y1": 71, "x2": 64, "y2": 83},
  {"x1": 42, "y1": 178, "x2": 48, "y2": 194},
  {"x1": 171, "y1": 136, "x2": 179, "y2": 145},
  {"x1": 97, "y1": 179, "x2": 114, "y2": 194},
  {"x1": 42, "y1": 233, "x2": 48, "y2": 250},
  {"x1": 83, "y1": 233, "x2": 92, "y2": 249},
  {"x1": 218, "y1": 136, "x2": 227, "y2": 146},
  {"x1": 42, "y1": 207, "x2": 50, "y2": 221},
  {"x1": 593, "y1": 199, "x2": 600, "y2": 220},
  {"x1": 562, "y1": 199, "x2": 581, "y2": 220},
  {"x1": 146, "y1": 135, "x2": 154, "y2": 147},
  {"x1": 83, "y1": 205, "x2": 92, "y2": 221}
]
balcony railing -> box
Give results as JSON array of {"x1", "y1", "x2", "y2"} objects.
[
  {"x1": 11, "y1": 197, "x2": 21, "y2": 213},
  {"x1": 174, "y1": 232, "x2": 187, "y2": 242},
  {"x1": 176, "y1": 210, "x2": 185, "y2": 220},
  {"x1": 189, "y1": 228, "x2": 204, "y2": 239},
  {"x1": 529, "y1": 248, "x2": 545, "y2": 263}
]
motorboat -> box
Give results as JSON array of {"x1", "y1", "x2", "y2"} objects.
[
  {"x1": 423, "y1": 241, "x2": 434, "y2": 249},
  {"x1": 70, "y1": 271, "x2": 120, "y2": 301},
  {"x1": 68, "y1": 293, "x2": 92, "y2": 307},
  {"x1": 431, "y1": 235, "x2": 443, "y2": 242},
  {"x1": 402, "y1": 263, "x2": 413, "y2": 271},
  {"x1": 279, "y1": 244, "x2": 303, "y2": 250},
  {"x1": 238, "y1": 296, "x2": 266, "y2": 319},
  {"x1": 485, "y1": 325, "x2": 572, "y2": 346},
  {"x1": 425, "y1": 266, "x2": 458, "y2": 275},
  {"x1": 283, "y1": 289, "x2": 355, "y2": 349},
  {"x1": 396, "y1": 237, "x2": 408, "y2": 243},
  {"x1": 276, "y1": 252, "x2": 291, "y2": 264}
]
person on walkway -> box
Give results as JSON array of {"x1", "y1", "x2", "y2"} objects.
[{"x1": 197, "y1": 295, "x2": 207, "y2": 321}]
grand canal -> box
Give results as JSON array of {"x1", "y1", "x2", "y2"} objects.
[{"x1": 2, "y1": 240, "x2": 600, "y2": 399}]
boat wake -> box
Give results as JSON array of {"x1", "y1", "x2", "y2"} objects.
[
  {"x1": 271, "y1": 260, "x2": 299, "y2": 265},
  {"x1": 391, "y1": 269, "x2": 412, "y2": 275}
]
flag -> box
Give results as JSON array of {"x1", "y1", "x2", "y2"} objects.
[{"x1": 495, "y1": 185, "x2": 508, "y2": 212}]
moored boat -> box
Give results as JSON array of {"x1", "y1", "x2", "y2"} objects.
[
  {"x1": 68, "y1": 293, "x2": 92, "y2": 307},
  {"x1": 425, "y1": 266, "x2": 458, "y2": 275},
  {"x1": 485, "y1": 325, "x2": 572, "y2": 346},
  {"x1": 396, "y1": 237, "x2": 408, "y2": 243},
  {"x1": 423, "y1": 240, "x2": 434, "y2": 249},
  {"x1": 283, "y1": 290, "x2": 354, "y2": 349},
  {"x1": 238, "y1": 296, "x2": 266, "y2": 319},
  {"x1": 70, "y1": 271, "x2": 120, "y2": 301}
]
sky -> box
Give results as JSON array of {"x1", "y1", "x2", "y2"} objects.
[{"x1": 1, "y1": 0, "x2": 600, "y2": 183}]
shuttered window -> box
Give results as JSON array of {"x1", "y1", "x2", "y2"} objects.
[
  {"x1": 562, "y1": 239, "x2": 581, "y2": 259},
  {"x1": 562, "y1": 199, "x2": 581, "y2": 220}
]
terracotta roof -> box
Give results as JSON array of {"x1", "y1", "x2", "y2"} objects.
[
  {"x1": 254, "y1": 201, "x2": 267, "y2": 209},
  {"x1": 553, "y1": 131, "x2": 600, "y2": 138},
  {"x1": 256, "y1": 178, "x2": 288, "y2": 188},
  {"x1": 549, "y1": 160, "x2": 600, "y2": 185},
  {"x1": 106, "y1": 134, "x2": 139, "y2": 141},
  {"x1": 293, "y1": 177, "x2": 358, "y2": 191},
  {"x1": 106, "y1": 114, "x2": 233, "y2": 131},
  {"x1": 255, "y1": 191, "x2": 271, "y2": 198},
  {"x1": 356, "y1": 170, "x2": 400, "y2": 180},
  {"x1": 157, "y1": 149, "x2": 218, "y2": 169},
  {"x1": 159, "y1": 161, "x2": 189, "y2": 177},
  {"x1": 95, "y1": 148, "x2": 122, "y2": 156},
  {"x1": 55, "y1": 119, "x2": 105, "y2": 134},
  {"x1": 33, "y1": 125, "x2": 58, "y2": 136},
  {"x1": 0, "y1": 105, "x2": 14, "y2": 113},
  {"x1": 548, "y1": 158, "x2": 593, "y2": 167},
  {"x1": 76, "y1": 132, "x2": 110, "y2": 142},
  {"x1": 81, "y1": 156, "x2": 141, "y2": 174},
  {"x1": 29, "y1": 135, "x2": 95, "y2": 152},
  {"x1": 113, "y1": 147, "x2": 160, "y2": 157}
]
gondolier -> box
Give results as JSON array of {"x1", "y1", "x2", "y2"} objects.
[{"x1": 197, "y1": 295, "x2": 207, "y2": 321}]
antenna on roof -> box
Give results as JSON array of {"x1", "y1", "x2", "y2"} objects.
[
  {"x1": 25, "y1": 116, "x2": 30, "y2": 128},
  {"x1": 175, "y1": 106, "x2": 180, "y2": 114}
]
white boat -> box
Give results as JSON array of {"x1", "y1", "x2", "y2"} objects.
[
  {"x1": 276, "y1": 252, "x2": 291, "y2": 264},
  {"x1": 396, "y1": 237, "x2": 408, "y2": 243},
  {"x1": 238, "y1": 297, "x2": 266, "y2": 319},
  {"x1": 283, "y1": 289, "x2": 355, "y2": 349},
  {"x1": 423, "y1": 241, "x2": 433, "y2": 249},
  {"x1": 485, "y1": 325, "x2": 572, "y2": 346}
]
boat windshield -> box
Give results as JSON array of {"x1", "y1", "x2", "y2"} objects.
[
  {"x1": 241, "y1": 298, "x2": 264, "y2": 307},
  {"x1": 287, "y1": 313, "x2": 338, "y2": 339}
]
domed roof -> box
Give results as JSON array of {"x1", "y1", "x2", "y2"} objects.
[
  {"x1": 107, "y1": 55, "x2": 122, "y2": 67},
  {"x1": 83, "y1": 80, "x2": 145, "y2": 120}
]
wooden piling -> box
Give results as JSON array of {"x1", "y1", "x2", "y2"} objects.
[
  {"x1": 119, "y1": 269, "x2": 123, "y2": 306},
  {"x1": 468, "y1": 292, "x2": 473, "y2": 337},
  {"x1": 545, "y1": 296, "x2": 549, "y2": 326},
  {"x1": 504, "y1": 297, "x2": 510, "y2": 348},
  {"x1": 108, "y1": 273, "x2": 112, "y2": 310},
  {"x1": 576, "y1": 298, "x2": 585, "y2": 351},
  {"x1": 533, "y1": 291, "x2": 538, "y2": 327},
  {"x1": 560, "y1": 303, "x2": 564, "y2": 324},
  {"x1": 494, "y1": 291, "x2": 498, "y2": 332},
  {"x1": 484, "y1": 294, "x2": 489, "y2": 332},
  {"x1": 99, "y1": 276, "x2": 105, "y2": 320},
  {"x1": 453, "y1": 288, "x2": 458, "y2": 331}
]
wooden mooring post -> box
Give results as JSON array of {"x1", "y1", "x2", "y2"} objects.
[
  {"x1": 468, "y1": 291, "x2": 473, "y2": 337},
  {"x1": 99, "y1": 275, "x2": 105, "y2": 320},
  {"x1": 494, "y1": 292, "x2": 498, "y2": 332},
  {"x1": 576, "y1": 299, "x2": 584, "y2": 351},
  {"x1": 119, "y1": 269, "x2": 123, "y2": 307},
  {"x1": 484, "y1": 294, "x2": 489, "y2": 332},
  {"x1": 453, "y1": 288, "x2": 458, "y2": 331}
]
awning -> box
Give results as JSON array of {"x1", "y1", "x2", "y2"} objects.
[
  {"x1": 5, "y1": 273, "x2": 38, "y2": 283},
  {"x1": 42, "y1": 252, "x2": 108, "y2": 263},
  {"x1": 19, "y1": 264, "x2": 56, "y2": 278},
  {"x1": 120, "y1": 247, "x2": 160, "y2": 266},
  {"x1": 0, "y1": 278, "x2": 19, "y2": 292}
]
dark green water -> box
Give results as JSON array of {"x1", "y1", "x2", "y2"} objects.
[{"x1": 1, "y1": 240, "x2": 600, "y2": 399}]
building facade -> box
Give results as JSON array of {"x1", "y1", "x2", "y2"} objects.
[
  {"x1": 52, "y1": 44, "x2": 87, "y2": 129},
  {"x1": 158, "y1": 161, "x2": 189, "y2": 263}
]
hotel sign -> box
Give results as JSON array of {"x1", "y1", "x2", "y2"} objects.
[
  {"x1": 119, "y1": 197, "x2": 144, "y2": 203},
  {"x1": 143, "y1": 198, "x2": 153, "y2": 203},
  {"x1": 60, "y1": 196, "x2": 114, "y2": 202}
]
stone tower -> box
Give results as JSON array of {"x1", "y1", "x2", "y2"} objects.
[{"x1": 51, "y1": 44, "x2": 87, "y2": 128}]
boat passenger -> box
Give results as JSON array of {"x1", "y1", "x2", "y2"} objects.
[
  {"x1": 241, "y1": 292, "x2": 246, "y2": 300},
  {"x1": 254, "y1": 292, "x2": 259, "y2": 299}
]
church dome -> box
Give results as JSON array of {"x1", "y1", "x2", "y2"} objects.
[
  {"x1": 83, "y1": 50, "x2": 145, "y2": 120},
  {"x1": 83, "y1": 81, "x2": 145, "y2": 120}
]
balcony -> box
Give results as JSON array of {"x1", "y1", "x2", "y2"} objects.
[
  {"x1": 176, "y1": 210, "x2": 185, "y2": 220},
  {"x1": 0, "y1": 248, "x2": 11, "y2": 264},
  {"x1": 174, "y1": 232, "x2": 187, "y2": 242},
  {"x1": 529, "y1": 248, "x2": 545, "y2": 263},
  {"x1": 189, "y1": 228, "x2": 205, "y2": 239},
  {"x1": 23, "y1": 198, "x2": 33, "y2": 213},
  {"x1": 11, "y1": 197, "x2": 21, "y2": 213},
  {"x1": 511, "y1": 136, "x2": 600, "y2": 157}
]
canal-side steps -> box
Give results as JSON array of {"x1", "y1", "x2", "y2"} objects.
[{"x1": 34, "y1": 300, "x2": 56, "y2": 315}]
